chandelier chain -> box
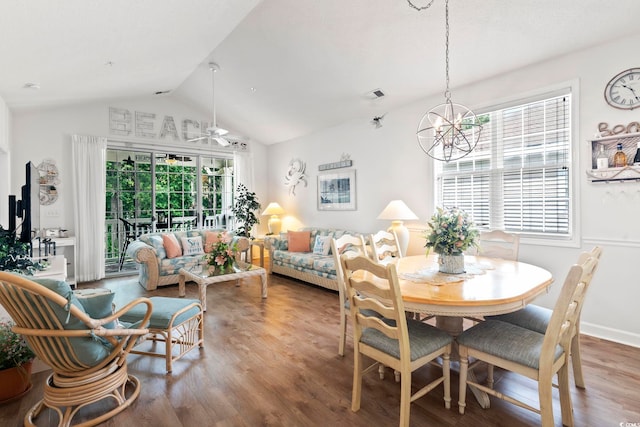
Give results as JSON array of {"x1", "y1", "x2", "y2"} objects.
[
  {"x1": 444, "y1": 0, "x2": 450, "y2": 102},
  {"x1": 406, "y1": 0, "x2": 436, "y2": 11}
]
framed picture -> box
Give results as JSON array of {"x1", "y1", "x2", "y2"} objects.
[{"x1": 317, "y1": 170, "x2": 356, "y2": 211}]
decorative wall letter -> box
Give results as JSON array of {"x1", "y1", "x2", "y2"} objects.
[
  {"x1": 109, "y1": 107, "x2": 132, "y2": 136},
  {"x1": 135, "y1": 111, "x2": 156, "y2": 138}
]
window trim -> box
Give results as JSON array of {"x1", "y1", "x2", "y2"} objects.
[{"x1": 433, "y1": 80, "x2": 581, "y2": 248}]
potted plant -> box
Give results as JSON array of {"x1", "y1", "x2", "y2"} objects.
[
  {"x1": 0, "y1": 321, "x2": 36, "y2": 402},
  {"x1": 424, "y1": 206, "x2": 479, "y2": 274},
  {"x1": 232, "y1": 184, "x2": 261, "y2": 238},
  {"x1": 0, "y1": 226, "x2": 45, "y2": 274}
]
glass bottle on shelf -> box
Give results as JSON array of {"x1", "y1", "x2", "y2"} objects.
[
  {"x1": 633, "y1": 141, "x2": 640, "y2": 165},
  {"x1": 613, "y1": 143, "x2": 627, "y2": 167},
  {"x1": 596, "y1": 144, "x2": 609, "y2": 169}
]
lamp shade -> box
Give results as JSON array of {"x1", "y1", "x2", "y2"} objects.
[
  {"x1": 261, "y1": 202, "x2": 285, "y2": 216},
  {"x1": 377, "y1": 200, "x2": 418, "y2": 221}
]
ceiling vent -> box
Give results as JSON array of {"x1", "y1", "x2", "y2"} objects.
[{"x1": 366, "y1": 88, "x2": 386, "y2": 100}]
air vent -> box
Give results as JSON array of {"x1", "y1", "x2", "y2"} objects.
[{"x1": 365, "y1": 88, "x2": 385, "y2": 100}]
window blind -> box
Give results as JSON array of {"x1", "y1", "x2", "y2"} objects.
[{"x1": 436, "y1": 92, "x2": 572, "y2": 238}]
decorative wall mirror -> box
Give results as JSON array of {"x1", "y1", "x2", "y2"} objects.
[{"x1": 38, "y1": 159, "x2": 60, "y2": 205}]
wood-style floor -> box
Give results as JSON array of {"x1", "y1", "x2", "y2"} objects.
[{"x1": 2, "y1": 272, "x2": 639, "y2": 427}]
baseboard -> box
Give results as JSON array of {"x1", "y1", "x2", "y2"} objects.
[{"x1": 581, "y1": 321, "x2": 640, "y2": 348}]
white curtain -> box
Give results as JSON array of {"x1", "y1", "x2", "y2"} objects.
[
  {"x1": 71, "y1": 135, "x2": 106, "y2": 282},
  {"x1": 233, "y1": 150, "x2": 254, "y2": 190}
]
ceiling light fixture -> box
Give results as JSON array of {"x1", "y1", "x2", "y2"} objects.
[
  {"x1": 23, "y1": 82, "x2": 40, "y2": 90},
  {"x1": 409, "y1": 0, "x2": 482, "y2": 162}
]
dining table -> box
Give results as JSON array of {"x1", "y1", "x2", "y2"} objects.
[{"x1": 361, "y1": 254, "x2": 554, "y2": 408}]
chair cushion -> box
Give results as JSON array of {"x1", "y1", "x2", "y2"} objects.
[
  {"x1": 457, "y1": 320, "x2": 563, "y2": 369},
  {"x1": 31, "y1": 278, "x2": 111, "y2": 366},
  {"x1": 360, "y1": 319, "x2": 453, "y2": 362},
  {"x1": 485, "y1": 304, "x2": 551, "y2": 334},
  {"x1": 75, "y1": 289, "x2": 116, "y2": 329},
  {"x1": 119, "y1": 297, "x2": 201, "y2": 329}
]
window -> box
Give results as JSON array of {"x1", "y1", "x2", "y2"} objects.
[{"x1": 436, "y1": 90, "x2": 572, "y2": 240}]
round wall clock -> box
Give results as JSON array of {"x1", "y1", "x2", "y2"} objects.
[{"x1": 604, "y1": 67, "x2": 640, "y2": 110}]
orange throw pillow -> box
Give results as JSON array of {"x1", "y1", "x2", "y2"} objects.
[
  {"x1": 162, "y1": 234, "x2": 182, "y2": 258},
  {"x1": 288, "y1": 230, "x2": 311, "y2": 252},
  {"x1": 204, "y1": 231, "x2": 220, "y2": 253}
]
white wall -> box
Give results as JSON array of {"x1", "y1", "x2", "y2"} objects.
[
  {"x1": 0, "y1": 95, "x2": 11, "y2": 227},
  {"x1": 266, "y1": 34, "x2": 640, "y2": 347},
  {"x1": 8, "y1": 96, "x2": 269, "y2": 234}
]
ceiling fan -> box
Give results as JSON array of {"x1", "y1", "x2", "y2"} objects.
[{"x1": 187, "y1": 62, "x2": 234, "y2": 146}]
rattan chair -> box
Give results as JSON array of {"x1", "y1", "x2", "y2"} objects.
[
  {"x1": 340, "y1": 255, "x2": 453, "y2": 427},
  {"x1": 457, "y1": 254, "x2": 600, "y2": 426},
  {"x1": 0, "y1": 272, "x2": 152, "y2": 427}
]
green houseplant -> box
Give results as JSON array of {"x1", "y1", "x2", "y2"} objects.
[
  {"x1": 424, "y1": 207, "x2": 478, "y2": 273},
  {"x1": 0, "y1": 226, "x2": 44, "y2": 274},
  {"x1": 232, "y1": 184, "x2": 261, "y2": 238},
  {"x1": 0, "y1": 321, "x2": 36, "y2": 401}
]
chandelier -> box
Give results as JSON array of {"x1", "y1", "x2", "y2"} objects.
[{"x1": 408, "y1": 0, "x2": 482, "y2": 162}]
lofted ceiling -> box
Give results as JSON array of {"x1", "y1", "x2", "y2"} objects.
[{"x1": 2, "y1": 0, "x2": 640, "y2": 145}]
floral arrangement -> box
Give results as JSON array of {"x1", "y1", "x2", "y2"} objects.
[
  {"x1": 0, "y1": 321, "x2": 35, "y2": 370},
  {"x1": 204, "y1": 232, "x2": 238, "y2": 273},
  {"x1": 424, "y1": 207, "x2": 479, "y2": 255}
]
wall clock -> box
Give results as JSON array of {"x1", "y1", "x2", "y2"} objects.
[{"x1": 604, "y1": 67, "x2": 640, "y2": 110}]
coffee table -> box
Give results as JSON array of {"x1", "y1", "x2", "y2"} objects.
[{"x1": 178, "y1": 261, "x2": 267, "y2": 311}]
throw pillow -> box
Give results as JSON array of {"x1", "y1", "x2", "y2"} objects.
[
  {"x1": 162, "y1": 234, "x2": 182, "y2": 258},
  {"x1": 312, "y1": 235, "x2": 331, "y2": 255},
  {"x1": 204, "y1": 231, "x2": 220, "y2": 253},
  {"x1": 288, "y1": 230, "x2": 311, "y2": 252},
  {"x1": 181, "y1": 236, "x2": 204, "y2": 256},
  {"x1": 75, "y1": 289, "x2": 116, "y2": 329},
  {"x1": 148, "y1": 235, "x2": 167, "y2": 259}
]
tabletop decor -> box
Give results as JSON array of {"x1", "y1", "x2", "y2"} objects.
[
  {"x1": 424, "y1": 206, "x2": 478, "y2": 274},
  {"x1": 204, "y1": 231, "x2": 238, "y2": 274},
  {"x1": 0, "y1": 321, "x2": 35, "y2": 402}
]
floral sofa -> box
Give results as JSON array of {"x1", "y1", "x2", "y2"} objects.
[
  {"x1": 126, "y1": 229, "x2": 248, "y2": 291},
  {"x1": 265, "y1": 227, "x2": 367, "y2": 291}
]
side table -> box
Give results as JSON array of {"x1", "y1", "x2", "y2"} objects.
[{"x1": 251, "y1": 238, "x2": 266, "y2": 268}]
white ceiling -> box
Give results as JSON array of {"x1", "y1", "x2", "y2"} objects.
[{"x1": 3, "y1": 0, "x2": 640, "y2": 145}]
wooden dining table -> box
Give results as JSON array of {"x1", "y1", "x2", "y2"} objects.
[{"x1": 359, "y1": 254, "x2": 554, "y2": 408}]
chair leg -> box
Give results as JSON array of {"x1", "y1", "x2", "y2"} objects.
[
  {"x1": 378, "y1": 364, "x2": 385, "y2": 379},
  {"x1": 458, "y1": 346, "x2": 469, "y2": 415},
  {"x1": 442, "y1": 350, "x2": 451, "y2": 409},
  {"x1": 339, "y1": 313, "x2": 347, "y2": 357},
  {"x1": 558, "y1": 364, "x2": 574, "y2": 427},
  {"x1": 399, "y1": 367, "x2": 412, "y2": 427},
  {"x1": 119, "y1": 238, "x2": 132, "y2": 270},
  {"x1": 487, "y1": 364, "x2": 495, "y2": 388},
  {"x1": 538, "y1": 373, "x2": 555, "y2": 427},
  {"x1": 352, "y1": 351, "x2": 363, "y2": 412},
  {"x1": 571, "y1": 330, "x2": 585, "y2": 389}
]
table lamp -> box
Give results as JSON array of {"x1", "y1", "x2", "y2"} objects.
[
  {"x1": 377, "y1": 200, "x2": 418, "y2": 257},
  {"x1": 261, "y1": 202, "x2": 286, "y2": 235}
]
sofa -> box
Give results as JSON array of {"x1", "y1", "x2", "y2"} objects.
[
  {"x1": 265, "y1": 227, "x2": 367, "y2": 291},
  {"x1": 126, "y1": 229, "x2": 249, "y2": 291}
]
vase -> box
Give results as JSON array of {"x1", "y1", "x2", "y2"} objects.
[
  {"x1": 0, "y1": 360, "x2": 33, "y2": 403},
  {"x1": 438, "y1": 253, "x2": 465, "y2": 274}
]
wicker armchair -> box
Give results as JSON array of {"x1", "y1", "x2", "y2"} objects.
[{"x1": 0, "y1": 272, "x2": 152, "y2": 427}]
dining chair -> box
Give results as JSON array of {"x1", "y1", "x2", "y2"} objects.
[
  {"x1": 486, "y1": 246, "x2": 602, "y2": 389},
  {"x1": 457, "y1": 253, "x2": 600, "y2": 427},
  {"x1": 340, "y1": 254, "x2": 453, "y2": 427},
  {"x1": 369, "y1": 229, "x2": 403, "y2": 263},
  {"x1": 0, "y1": 272, "x2": 152, "y2": 427},
  {"x1": 473, "y1": 229, "x2": 520, "y2": 261},
  {"x1": 330, "y1": 233, "x2": 368, "y2": 357}
]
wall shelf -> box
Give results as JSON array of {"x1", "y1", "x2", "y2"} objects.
[{"x1": 588, "y1": 132, "x2": 640, "y2": 183}]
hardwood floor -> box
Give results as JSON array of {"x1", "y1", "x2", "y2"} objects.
[{"x1": 2, "y1": 272, "x2": 639, "y2": 427}]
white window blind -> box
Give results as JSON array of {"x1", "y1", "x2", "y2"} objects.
[{"x1": 436, "y1": 91, "x2": 572, "y2": 238}]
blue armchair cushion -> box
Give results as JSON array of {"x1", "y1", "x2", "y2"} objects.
[
  {"x1": 31, "y1": 278, "x2": 111, "y2": 366},
  {"x1": 485, "y1": 304, "x2": 551, "y2": 334},
  {"x1": 457, "y1": 320, "x2": 563, "y2": 369},
  {"x1": 119, "y1": 296, "x2": 201, "y2": 329},
  {"x1": 75, "y1": 289, "x2": 116, "y2": 329},
  {"x1": 360, "y1": 319, "x2": 453, "y2": 362}
]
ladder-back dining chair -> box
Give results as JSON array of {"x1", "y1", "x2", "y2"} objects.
[
  {"x1": 340, "y1": 254, "x2": 453, "y2": 427},
  {"x1": 457, "y1": 254, "x2": 600, "y2": 426},
  {"x1": 474, "y1": 229, "x2": 520, "y2": 261},
  {"x1": 369, "y1": 229, "x2": 402, "y2": 264},
  {"x1": 487, "y1": 246, "x2": 603, "y2": 389}
]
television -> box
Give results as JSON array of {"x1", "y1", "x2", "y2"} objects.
[{"x1": 15, "y1": 161, "x2": 41, "y2": 243}]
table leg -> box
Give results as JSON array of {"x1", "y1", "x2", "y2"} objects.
[
  {"x1": 260, "y1": 271, "x2": 268, "y2": 298},
  {"x1": 435, "y1": 316, "x2": 491, "y2": 409},
  {"x1": 178, "y1": 274, "x2": 186, "y2": 297},
  {"x1": 199, "y1": 282, "x2": 207, "y2": 312}
]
